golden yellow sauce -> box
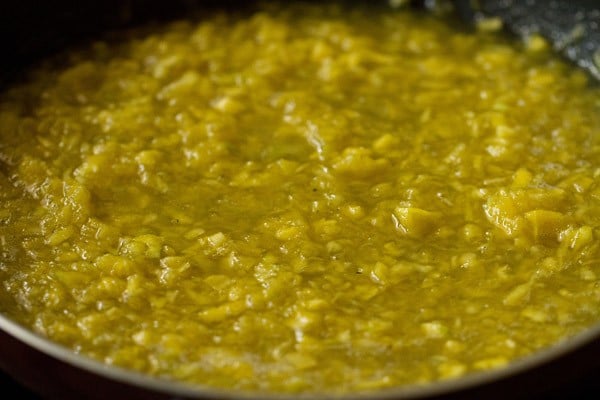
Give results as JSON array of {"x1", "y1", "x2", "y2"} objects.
[{"x1": 1, "y1": 2, "x2": 600, "y2": 394}]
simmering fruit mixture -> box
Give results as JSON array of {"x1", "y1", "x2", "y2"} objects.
[{"x1": 0, "y1": 2, "x2": 599, "y2": 394}]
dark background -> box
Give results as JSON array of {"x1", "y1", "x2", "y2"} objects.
[
  {"x1": 1, "y1": 0, "x2": 599, "y2": 84},
  {"x1": 0, "y1": 372, "x2": 40, "y2": 398},
  {"x1": 2, "y1": 367, "x2": 600, "y2": 399}
]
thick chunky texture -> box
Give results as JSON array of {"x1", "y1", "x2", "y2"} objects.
[{"x1": 1, "y1": 3, "x2": 600, "y2": 394}]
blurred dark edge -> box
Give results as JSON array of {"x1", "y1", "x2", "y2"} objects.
[
  {"x1": 1, "y1": 0, "x2": 598, "y2": 86},
  {"x1": 0, "y1": 0, "x2": 400, "y2": 88},
  {"x1": 454, "y1": 0, "x2": 600, "y2": 80},
  {"x1": 0, "y1": 372, "x2": 40, "y2": 399},
  {"x1": 0, "y1": 0, "x2": 244, "y2": 87}
]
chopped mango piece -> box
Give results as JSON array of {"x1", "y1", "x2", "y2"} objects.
[
  {"x1": 393, "y1": 207, "x2": 442, "y2": 237},
  {"x1": 524, "y1": 209, "x2": 568, "y2": 244},
  {"x1": 484, "y1": 188, "x2": 567, "y2": 238},
  {"x1": 332, "y1": 147, "x2": 390, "y2": 177},
  {"x1": 504, "y1": 282, "x2": 531, "y2": 306}
]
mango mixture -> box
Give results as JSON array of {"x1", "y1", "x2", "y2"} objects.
[{"x1": 1, "y1": 2, "x2": 600, "y2": 394}]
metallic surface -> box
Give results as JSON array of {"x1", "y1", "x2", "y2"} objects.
[
  {"x1": 2, "y1": 311, "x2": 600, "y2": 399},
  {"x1": 453, "y1": 0, "x2": 600, "y2": 80}
]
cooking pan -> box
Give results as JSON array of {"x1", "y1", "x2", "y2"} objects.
[{"x1": 1, "y1": 0, "x2": 599, "y2": 398}]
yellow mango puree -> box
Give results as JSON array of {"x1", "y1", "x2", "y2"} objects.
[{"x1": 1, "y1": 2, "x2": 600, "y2": 394}]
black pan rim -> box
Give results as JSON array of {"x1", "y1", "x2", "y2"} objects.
[{"x1": 1, "y1": 311, "x2": 600, "y2": 399}]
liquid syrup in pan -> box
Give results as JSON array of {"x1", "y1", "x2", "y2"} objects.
[{"x1": 0, "y1": 2, "x2": 600, "y2": 394}]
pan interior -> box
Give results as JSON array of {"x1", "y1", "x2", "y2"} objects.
[{"x1": 0, "y1": 1, "x2": 600, "y2": 395}]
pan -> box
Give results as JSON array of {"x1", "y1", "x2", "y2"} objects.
[{"x1": 0, "y1": 0, "x2": 599, "y2": 398}]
